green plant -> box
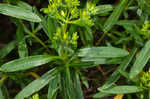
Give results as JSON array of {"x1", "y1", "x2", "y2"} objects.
[
  {"x1": 0, "y1": 0, "x2": 130, "y2": 99},
  {"x1": 3, "y1": 0, "x2": 150, "y2": 99}
]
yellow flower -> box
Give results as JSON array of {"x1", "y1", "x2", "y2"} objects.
[
  {"x1": 52, "y1": 3, "x2": 55, "y2": 8},
  {"x1": 61, "y1": 10, "x2": 65, "y2": 17},
  {"x1": 82, "y1": 11, "x2": 86, "y2": 16},
  {"x1": 63, "y1": 33, "x2": 67, "y2": 40}
]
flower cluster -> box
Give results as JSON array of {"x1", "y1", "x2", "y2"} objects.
[
  {"x1": 140, "y1": 21, "x2": 150, "y2": 38},
  {"x1": 52, "y1": 27, "x2": 78, "y2": 50},
  {"x1": 42, "y1": 0, "x2": 94, "y2": 27},
  {"x1": 140, "y1": 69, "x2": 150, "y2": 89},
  {"x1": 85, "y1": 2, "x2": 98, "y2": 15}
]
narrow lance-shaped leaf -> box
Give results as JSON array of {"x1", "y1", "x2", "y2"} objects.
[
  {"x1": 143, "y1": 0, "x2": 150, "y2": 7},
  {"x1": 16, "y1": 25, "x2": 28, "y2": 58},
  {"x1": 0, "y1": 4, "x2": 41, "y2": 22},
  {"x1": 47, "y1": 17, "x2": 56, "y2": 40},
  {"x1": 33, "y1": 7, "x2": 52, "y2": 40},
  {"x1": 95, "y1": 86, "x2": 139, "y2": 98},
  {"x1": 15, "y1": 68, "x2": 58, "y2": 99},
  {"x1": 81, "y1": 57, "x2": 122, "y2": 65},
  {"x1": 98, "y1": 86, "x2": 143, "y2": 94},
  {"x1": 93, "y1": 92, "x2": 112, "y2": 98},
  {"x1": 100, "y1": 48, "x2": 137, "y2": 89},
  {"x1": 80, "y1": 72, "x2": 89, "y2": 88},
  {"x1": 60, "y1": 67, "x2": 76, "y2": 99},
  {"x1": 78, "y1": 47, "x2": 129, "y2": 58},
  {"x1": 130, "y1": 40, "x2": 150, "y2": 78},
  {"x1": 48, "y1": 75, "x2": 60, "y2": 99},
  {"x1": 70, "y1": 61, "x2": 96, "y2": 69},
  {"x1": 0, "y1": 88, "x2": 4, "y2": 99},
  {"x1": 116, "y1": 20, "x2": 137, "y2": 26},
  {"x1": 103, "y1": 0, "x2": 128, "y2": 32},
  {"x1": 73, "y1": 71, "x2": 84, "y2": 99},
  {"x1": 1, "y1": 85, "x2": 10, "y2": 99},
  {"x1": 17, "y1": 1, "x2": 32, "y2": 11},
  {"x1": 84, "y1": 27, "x2": 93, "y2": 46},
  {"x1": 0, "y1": 55, "x2": 59, "y2": 72},
  {"x1": 0, "y1": 41, "x2": 16, "y2": 59},
  {"x1": 94, "y1": 5, "x2": 113, "y2": 15}
]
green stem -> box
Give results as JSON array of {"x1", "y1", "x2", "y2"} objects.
[
  {"x1": 60, "y1": 23, "x2": 68, "y2": 59},
  {"x1": 0, "y1": 75, "x2": 7, "y2": 83},
  {"x1": 127, "y1": 94, "x2": 132, "y2": 99},
  {"x1": 20, "y1": 21, "x2": 51, "y2": 54},
  {"x1": 149, "y1": 89, "x2": 150, "y2": 99},
  {"x1": 96, "y1": 32, "x2": 106, "y2": 46}
]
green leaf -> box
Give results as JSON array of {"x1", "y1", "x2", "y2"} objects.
[
  {"x1": 1, "y1": 85, "x2": 10, "y2": 99},
  {"x1": 0, "y1": 4, "x2": 41, "y2": 22},
  {"x1": 0, "y1": 41, "x2": 16, "y2": 59},
  {"x1": 47, "y1": 17, "x2": 56, "y2": 40},
  {"x1": 48, "y1": 75, "x2": 60, "y2": 99},
  {"x1": 78, "y1": 27, "x2": 93, "y2": 46},
  {"x1": 16, "y1": 25, "x2": 28, "y2": 58},
  {"x1": 129, "y1": 40, "x2": 150, "y2": 78},
  {"x1": 0, "y1": 55, "x2": 59, "y2": 72},
  {"x1": 81, "y1": 58, "x2": 107, "y2": 64},
  {"x1": 80, "y1": 72, "x2": 89, "y2": 88},
  {"x1": 15, "y1": 68, "x2": 58, "y2": 99},
  {"x1": 95, "y1": 5, "x2": 113, "y2": 15},
  {"x1": 84, "y1": 27, "x2": 93, "y2": 46},
  {"x1": 116, "y1": 20, "x2": 137, "y2": 26},
  {"x1": 93, "y1": 92, "x2": 112, "y2": 98},
  {"x1": 143, "y1": 0, "x2": 150, "y2": 7},
  {"x1": 98, "y1": 86, "x2": 143, "y2": 94},
  {"x1": 73, "y1": 72, "x2": 84, "y2": 99},
  {"x1": 70, "y1": 61, "x2": 96, "y2": 68},
  {"x1": 81, "y1": 57, "x2": 122, "y2": 65},
  {"x1": 33, "y1": 7, "x2": 54, "y2": 40},
  {"x1": 119, "y1": 70, "x2": 130, "y2": 80},
  {"x1": 17, "y1": 1, "x2": 32, "y2": 11},
  {"x1": 103, "y1": 0, "x2": 128, "y2": 32},
  {"x1": 0, "y1": 88, "x2": 4, "y2": 99},
  {"x1": 78, "y1": 47, "x2": 129, "y2": 58},
  {"x1": 60, "y1": 67, "x2": 84, "y2": 99},
  {"x1": 60, "y1": 67, "x2": 76, "y2": 99},
  {"x1": 100, "y1": 47, "x2": 137, "y2": 89}
]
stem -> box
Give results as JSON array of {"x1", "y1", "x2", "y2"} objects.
[
  {"x1": 26, "y1": 72, "x2": 40, "y2": 79},
  {"x1": 97, "y1": 66, "x2": 107, "y2": 80},
  {"x1": 149, "y1": 90, "x2": 150, "y2": 99},
  {"x1": 60, "y1": 19, "x2": 68, "y2": 59},
  {"x1": 96, "y1": 32, "x2": 106, "y2": 46},
  {"x1": 20, "y1": 21, "x2": 51, "y2": 54},
  {"x1": 127, "y1": 94, "x2": 132, "y2": 99},
  {"x1": 0, "y1": 75, "x2": 7, "y2": 83}
]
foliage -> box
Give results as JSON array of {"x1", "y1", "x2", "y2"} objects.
[{"x1": 0, "y1": 0, "x2": 150, "y2": 99}]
